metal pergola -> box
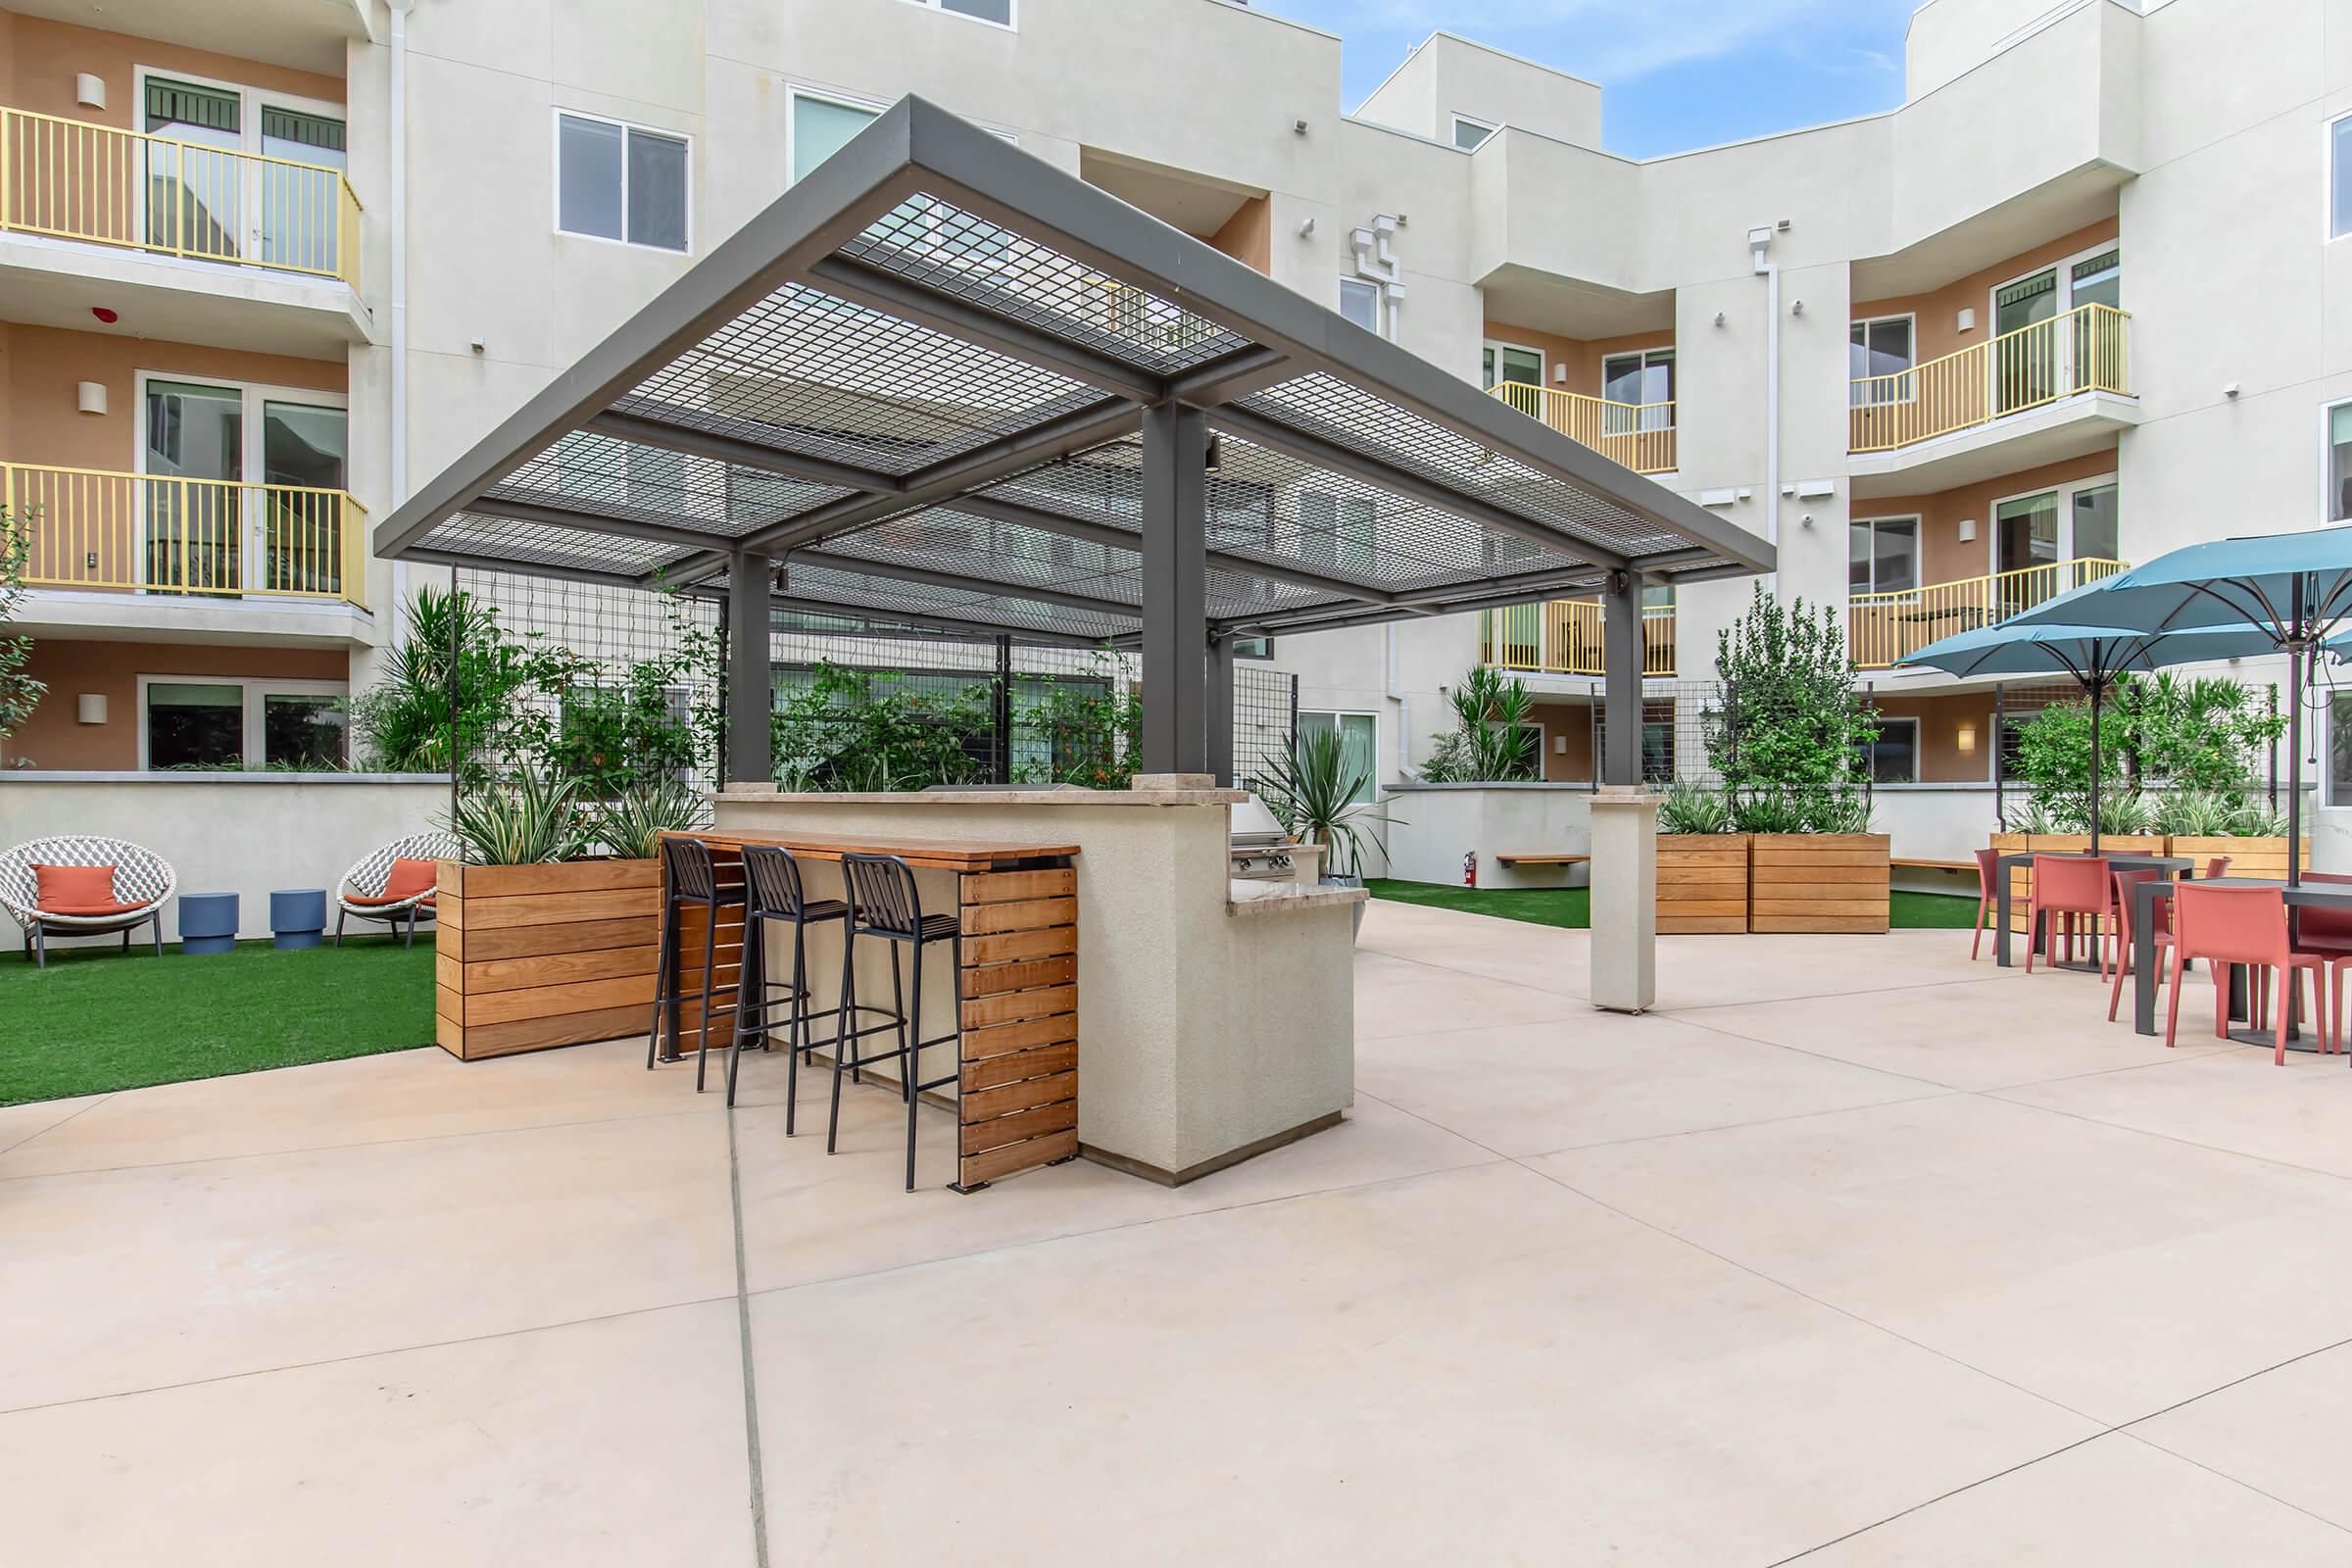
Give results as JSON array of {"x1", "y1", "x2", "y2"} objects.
[{"x1": 376, "y1": 96, "x2": 1773, "y2": 786}]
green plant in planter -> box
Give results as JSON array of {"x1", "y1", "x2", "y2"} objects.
[
  {"x1": 2094, "y1": 792, "x2": 2156, "y2": 836},
  {"x1": 593, "y1": 777, "x2": 710, "y2": 860},
  {"x1": 1418, "y1": 665, "x2": 1539, "y2": 782},
  {"x1": 1655, "y1": 779, "x2": 1732, "y2": 835},
  {"x1": 2151, "y1": 789, "x2": 2237, "y2": 838},
  {"x1": 1729, "y1": 793, "x2": 1806, "y2": 835},
  {"x1": 1260, "y1": 724, "x2": 1396, "y2": 879},
  {"x1": 2003, "y1": 800, "x2": 2065, "y2": 835},
  {"x1": 1703, "y1": 585, "x2": 1876, "y2": 832},
  {"x1": 449, "y1": 768, "x2": 595, "y2": 865}
]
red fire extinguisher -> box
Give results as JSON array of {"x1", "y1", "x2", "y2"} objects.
[{"x1": 1463, "y1": 851, "x2": 1478, "y2": 887}]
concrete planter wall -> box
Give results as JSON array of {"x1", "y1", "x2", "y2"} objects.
[
  {"x1": 434, "y1": 859, "x2": 662, "y2": 1060},
  {"x1": 1657, "y1": 833, "x2": 1748, "y2": 933},
  {"x1": 1376, "y1": 782, "x2": 1592, "y2": 889},
  {"x1": 1749, "y1": 834, "x2": 1892, "y2": 934}
]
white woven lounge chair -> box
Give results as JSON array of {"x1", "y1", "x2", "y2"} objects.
[
  {"x1": 335, "y1": 832, "x2": 462, "y2": 948},
  {"x1": 0, "y1": 835, "x2": 175, "y2": 968}
]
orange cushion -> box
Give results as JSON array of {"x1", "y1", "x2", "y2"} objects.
[
  {"x1": 41, "y1": 900, "x2": 142, "y2": 919},
  {"x1": 34, "y1": 863, "x2": 117, "y2": 912},
  {"x1": 350, "y1": 858, "x2": 438, "y2": 906}
]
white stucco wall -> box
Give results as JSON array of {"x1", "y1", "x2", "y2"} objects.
[
  {"x1": 1377, "y1": 782, "x2": 1595, "y2": 888},
  {"x1": 0, "y1": 775, "x2": 447, "y2": 950}
]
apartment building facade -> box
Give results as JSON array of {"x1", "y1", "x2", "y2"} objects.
[{"x1": 1, "y1": 0, "x2": 2345, "y2": 833}]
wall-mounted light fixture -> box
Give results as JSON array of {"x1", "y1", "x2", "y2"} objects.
[
  {"x1": 76, "y1": 694, "x2": 107, "y2": 725},
  {"x1": 75, "y1": 74, "x2": 105, "y2": 109},
  {"x1": 76, "y1": 381, "x2": 107, "y2": 416},
  {"x1": 1958, "y1": 518, "x2": 1977, "y2": 543},
  {"x1": 1957, "y1": 307, "x2": 1977, "y2": 333},
  {"x1": 1956, "y1": 722, "x2": 1978, "y2": 754},
  {"x1": 1553, "y1": 734, "x2": 1567, "y2": 756}
]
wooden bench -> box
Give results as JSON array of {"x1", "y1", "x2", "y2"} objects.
[{"x1": 1493, "y1": 853, "x2": 1591, "y2": 867}]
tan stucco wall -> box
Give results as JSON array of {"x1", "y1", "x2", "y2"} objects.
[
  {"x1": 1865, "y1": 689, "x2": 1996, "y2": 784},
  {"x1": 1205, "y1": 194, "x2": 1271, "y2": 274},
  {"x1": 0, "y1": 11, "x2": 343, "y2": 126},
  {"x1": 1483, "y1": 319, "x2": 1675, "y2": 400},
  {"x1": 1857, "y1": 445, "x2": 2123, "y2": 587},
  {"x1": 1852, "y1": 216, "x2": 2120, "y2": 370},
  {"x1": 2, "y1": 638, "x2": 349, "y2": 770}
]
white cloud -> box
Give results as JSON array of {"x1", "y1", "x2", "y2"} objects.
[{"x1": 1330, "y1": 0, "x2": 1904, "y2": 82}]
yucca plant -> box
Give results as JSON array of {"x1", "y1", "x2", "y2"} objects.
[
  {"x1": 1260, "y1": 725, "x2": 1396, "y2": 879},
  {"x1": 448, "y1": 768, "x2": 594, "y2": 865},
  {"x1": 1655, "y1": 779, "x2": 1732, "y2": 835},
  {"x1": 2094, "y1": 792, "x2": 2155, "y2": 836},
  {"x1": 1729, "y1": 791, "x2": 1805, "y2": 835},
  {"x1": 1803, "y1": 791, "x2": 1875, "y2": 835},
  {"x1": 2230, "y1": 802, "x2": 2291, "y2": 838},
  {"x1": 593, "y1": 777, "x2": 710, "y2": 860},
  {"x1": 2151, "y1": 790, "x2": 2234, "y2": 837},
  {"x1": 2004, "y1": 800, "x2": 2064, "y2": 835}
]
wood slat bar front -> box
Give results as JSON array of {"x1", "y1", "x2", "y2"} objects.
[{"x1": 662, "y1": 829, "x2": 1079, "y2": 1192}]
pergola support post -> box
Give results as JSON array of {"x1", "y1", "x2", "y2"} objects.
[
  {"x1": 1206, "y1": 634, "x2": 1237, "y2": 788},
  {"x1": 1140, "y1": 402, "x2": 1208, "y2": 777},
  {"x1": 1591, "y1": 568, "x2": 1657, "y2": 1013},
  {"x1": 726, "y1": 547, "x2": 772, "y2": 786}
]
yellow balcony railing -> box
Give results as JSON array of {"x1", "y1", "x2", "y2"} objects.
[
  {"x1": 3, "y1": 463, "x2": 368, "y2": 610},
  {"x1": 1849, "y1": 303, "x2": 2130, "y2": 453},
  {"x1": 0, "y1": 107, "x2": 361, "y2": 288},
  {"x1": 1486, "y1": 382, "x2": 1678, "y2": 474},
  {"x1": 1481, "y1": 600, "x2": 1675, "y2": 677},
  {"x1": 1848, "y1": 557, "x2": 2125, "y2": 670}
]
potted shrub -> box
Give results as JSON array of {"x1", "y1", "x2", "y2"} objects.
[
  {"x1": 1655, "y1": 780, "x2": 1747, "y2": 934},
  {"x1": 2158, "y1": 792, "x2": 2306, "y2": 880},
  {"x1": 1260, "y1": 724, "x2": 1396, "y2": 940},
  {"x1": 435, "y1": 770, "x2": 671, "y2": 1061},
  {"x1": 1706, "y1": 587, "x2": 1889, "y2": 934}
]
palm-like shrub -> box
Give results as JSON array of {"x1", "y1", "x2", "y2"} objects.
[
  {"x1": 593, "y1": 777, "x2": 710, "y2": 860},
  {"x1": 448, "y1": 768, "x2": 594, "y2": 864},
  {"x1": 1261, "y1": 725, "x2": 1396, "y2": 878},
  {"x1": 1655, "y1": 779, "x2": 1732, "y2": 835}
]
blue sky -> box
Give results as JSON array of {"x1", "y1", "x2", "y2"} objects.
[{"x1": 1253, "y1": 1, "x2": 1923, "y2": 158}]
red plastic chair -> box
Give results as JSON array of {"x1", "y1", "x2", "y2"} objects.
[
  {"x1": 2290, "y1": 871, "x2": 2352, "y2": 1045},
  {"x1": 2107, "y1": 867, "x2": 2172, "y2": 1021},
  {"x1": 2165, "y1": 883, "x2": 2332, "y2": 1064},
  {"x1": 1970, "y1": 847, "x2": 2001, "y2": 960},
  {"x1": 2027, "y1": 855, "x2": 2114, "y2": 977}
]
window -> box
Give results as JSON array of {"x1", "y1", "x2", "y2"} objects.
[
  {"x1": 557, "y1": 113, "x2": 688, "y2": 250},
  {"x1": 1230, "y1": 637, "x2": 1274, "y2": 660},
  {"x1": 1599, "y1": 348, "x2": 1675, "y2": 434},
  {"x1": 2072, "y1": 482, "x2": 2120, "y2": 563},
  {"x1": 1848, "y1": 315, "x2": 1914, "y2": 405},
  {"x1": 2332, "y1": 114, "x2": 2352, "y2": 239},
  {"x1": 1994, "y1": 476, "x2": 2119, "y2": 586},
  {"x1": 1339, "y1": 277, "x2": 1384, "y2": 336},
  {"x1": 1450, "y1": 114, "x2": 1496, "y2": 152},
  {"x1": 790, "y1": 91, "x2": 882, "y2": 184},
  {"x1": 2330, "y1": 403, "x2": 2352, "y2": 521},
  {"x1": 138, "y1": 374, "x2": 349, "y2": 597},
  {"x1": 902, "y1": 0, "x2": 1014, "y2": 25},
  {"x1": 2333, "y1": 692, "x2": 2352, "y2": 805},
  {"x1": 138, "y1": 73, "x2": 350, "y2": 274},
  {"x1": 1298, "y1": 710, "x2": 1377, "y2": 805},
  {"x1": 1300, "y1": 489, "x2": 1377, "y2": 576},
  {"x1": 2070, "y1": 249, "x2": 2121, "y2": 311},
  {"x1": 1848, "y1": 516, "x2": 1919, "y2": 594},
  {"x1": 1481, "y1": 343, "x2": 1542, "y2": 390},
  {"x1": 140, "y1": 676, "x2": 347, "y2": 770},
  {"x1": 1860, "y1": 716, "x2": 1918, "y2": 784}
]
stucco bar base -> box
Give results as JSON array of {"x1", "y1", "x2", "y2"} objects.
[
  {"x1": 1588, "y1": 787, "x2": 1658, "y2": 1013},
  {"x1": 713, "y1": 785, "x2": 1359, "y2": 1183}
]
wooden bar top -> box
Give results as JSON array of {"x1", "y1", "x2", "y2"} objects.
[{"x1": 664, "y1": 828, "x2": 1078, "y2": 872}]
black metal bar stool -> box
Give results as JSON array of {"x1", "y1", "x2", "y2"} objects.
[
  {"x1": 646, "y1": 836, "x2": 746, "y2": 1077},
  {"x1": 830, "y1": 853, "x2": 963, "y2": 1192},
  {"x1": 727, "y1": 845, "x2": 848, "y2": 1115}
]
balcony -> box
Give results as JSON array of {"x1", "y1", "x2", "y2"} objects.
[
  {"x1": 5, "y1": 463, "x2": 369, "y2": 620},
  {"x1": 1847, "y1": 304, "x2": 2136, "y2": 496},
  {"x1": 1848, "y1": 557, "x2": 2125, "y2": 671},
  {"x1": 1486, "y1": 382, "x2": 1677, "y2": 475},
  {"x1": 1480, "y1": 600, "x2": 1676, "y2": 678},
  {"x1": 0, "y1": 108, "x2": 369, "y2": 358}
]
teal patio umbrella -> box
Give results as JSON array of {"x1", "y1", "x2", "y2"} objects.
[
  {"x1": 1901, "y1": 612, "x2": 2286, "y2": 856},
  {"x1": 2011, "y1": 527, "x2": 2352, "y2": 884}
]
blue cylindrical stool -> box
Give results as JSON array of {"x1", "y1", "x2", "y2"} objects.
[
  {"x1": 270, "y1": 888, "x2": 327, "y2": 951},
  {"x1": 178, "y1": 892, "x2": 239, "y2": 956}
]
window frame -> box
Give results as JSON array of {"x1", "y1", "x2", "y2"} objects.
[
  {"x1": 1449, "y1": 113, "x2": 1497, "y2": 152},
  {"x1": 2329, "y1": 109, "x2": 2352, "y2": 242},
  {"x1": 136, "y1": 673, "x2": 349, "y2": 771},
  {"x1": 1847, "y1": 312, "x2": 1918, "y2": 406},
  {"x1": 131, "y1": 369, "x2": 351, "y2": 596},
  {"x1": 1848, "y1": 514, "x2": 1922, "y2": 596},
  {"x1": 1988, "y1": 472, "x2": 2119, "y2": 574},
  {"x1": 897, "y1": 0, "x2": 1017, "y2": 30},
  {"x1": 1338, "y1": 276, "x2": 1385, "y2": 338},
  {"x1": 1297, "y1": 709, "x2": 1381, "y2": 805},
  {"x1": 2325, "y1": 398, "x2": 2352, "y2": 523},
  {"x1": 551, "y1": 107, "x2": 692, "y2": 253},
  {"x1": 1860, "y1": 714, "x2": 1920, "y2": 784},
  {"x1": 1481, "y1": 339, "x2": 1545, "y2": 391},
  {"x1": 1598, "y1": 347, "x2": 1676, "y2": 434},
  {"x1": 785, "y1": 86, "x2": 888, "y2": 188}
]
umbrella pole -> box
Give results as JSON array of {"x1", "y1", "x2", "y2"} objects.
[
  {"x1": 2288, "y1": 634, "x2": 2304, "y2": 891},
  {"x1": 2088, "y1": 677, "x2": 2102, "y2": 858}
]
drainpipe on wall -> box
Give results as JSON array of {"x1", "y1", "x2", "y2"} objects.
[
  {"x1": 385, "y1": 0, "x2": 415, "y2": 649},
  {"x1": 1386, "y1": 623, "x2": 1410, "y2": 779},
  {"x1": 1750, "y1": 225, "x2": 1779, "y2": 600}
]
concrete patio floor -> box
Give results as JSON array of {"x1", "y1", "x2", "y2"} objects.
[{"x1": 11, "y1": 900, "x2": 2352, "y2": 1562}]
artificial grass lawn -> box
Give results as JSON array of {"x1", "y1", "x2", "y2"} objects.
[
  {"x1": 1368, "y1": 879, "x2": 1979, "y2": 932},
  {"x1": 0, "y1": 936, "x2": 439, "y2": 1106}
]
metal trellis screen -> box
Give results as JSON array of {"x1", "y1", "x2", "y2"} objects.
[{"x1": 1234, "y1": 662, "x2": 1298, "y2": 796}]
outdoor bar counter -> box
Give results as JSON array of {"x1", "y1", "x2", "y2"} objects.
[{"x1": 705, "y1": 778, "x2": 1365, "y2": 1187}]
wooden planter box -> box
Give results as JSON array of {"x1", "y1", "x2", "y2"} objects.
[
  {"x1": 1750, "y1": 833, "x2": 1890, "y2": 933},
  {"x1": 2168, "y1": 836, "x2": 2310, "y2": 881},
  {"x1": 1657, "y1": 833, "x2": 1748, "y2": 934},
  {"x1": 434, "y1": 859, "x2": 662, "y2": 1060},
  {"x1": 1991, "y1": 831, "x2": 2031, "y2": 932}
]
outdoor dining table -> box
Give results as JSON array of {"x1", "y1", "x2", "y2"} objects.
[
  {"x1": 2130, "y1": 876, "x2": 2352, "y2": 1048},
  {"x1": 1992, "y1": 852, "x2": 2193, "y2": 970}
]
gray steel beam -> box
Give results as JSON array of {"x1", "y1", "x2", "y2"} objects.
[
  {"x1": 727, "y1": 547, "x2": 773, "y2": 784},
  {"x1": 792, "y1": 547, "x2": 1140, "y2": 620},
  {"x1": 1206, "y1": 633, "x2": 1237, "y2": 788},
  {"x1": 1209, "y1": 404, "x2": 1632, "y2": 573},
  {"x1": 1169, "y1": 345, "x2": 1294, "y2": 408},
  {"x1": 750, "y1": 591, "x2": 1106, "y2": 649},
  {"x1": 584, "y1": 408, "x2": 905, "y2": 495},
  {"x1": 807, "y1": 255, "x2": 1165, "y2": 403},
  {"x1": 402, "y1": 547, "x2": 648, "y2": 591},
  {"x1": 1600, "y1": 569, "x2": 1642, "y2": 787},
  {"x1": 1140, "y1": 402, "x2": 1208, "y2": 776},
  {"x1": 464, "y1": 494, "x2": 718, "y2": 554}
]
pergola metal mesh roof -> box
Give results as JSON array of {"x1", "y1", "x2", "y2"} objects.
[{"x1": 378, "y1": 97, "x2": 1771, "y2": 647}]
